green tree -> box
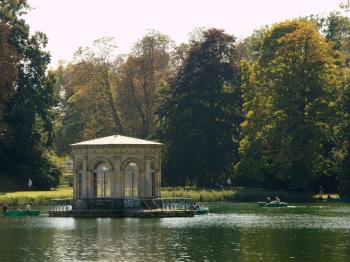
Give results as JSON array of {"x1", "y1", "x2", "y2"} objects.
[
  {"x1": 0, "y1": 21, "x2": 18, "y2": 168},
  {"x1": 237, "y1": 26, "x2": 267, "y2": 63},
  {"x1": 318, "y1": 12, "x2": 350, "y2": 69},
  {"x1": 53, "y1": 38, "x2": 124, "y2": 155},
  {"x1": 310, "y1": 11, "x2": 350, "y2": 195},
  {"x1": 0, "y1": 0, "x2": 61, "y2": 190},
  {"x1": 117, "y1": 31, "x2": 172, "y2": 138},
  {"x1": 237, "y1": 20, "x2": 338, "y2": 190},
  {"x1": 321, "y1": 12, "x2": 350, "y2": 196},
  {"x1": 74, "y1": 37, "x2": 123, "y2": 134},
  {"x1": 336, "y1": 69, "x2": 350, "y2": 196},
  {"x1": 157, "y1": 28, "x2": 241, "y2": 186}
]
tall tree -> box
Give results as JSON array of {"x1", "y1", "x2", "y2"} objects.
[
  {"x1": 336, "y1": 69, "x2": 350, "y2": 196},
  {"x1": 74, "y1": 37, "x2": 123, "y2": 134},
  {"x1": 0, "y1": 21, "x2": 18, "y2": 174},
  {"x1": 0, "y1": 0, "x2": 61, "y2": 190},
  {"x1": 237, "y1": 20, "x2": 338, "y2": 190},
  {"x1": 0, "y1": 22, "x2": 17, "y2": 128},
  {"x1": 117, "y1": 31, "x2": 172, "y2": 138},
  {"x1": 321, "y1": 12, "x2": 350, "y2": 196},
  {"x1": 54, "y1": 38, "x2": 124, "y2": 155},
  {"x1": 157, "y1": 28, "x2": 241, "y2": 186}
]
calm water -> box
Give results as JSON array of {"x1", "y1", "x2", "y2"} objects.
[{"x1": 1, "y1": 202, "x2": 350, "y2": 261}]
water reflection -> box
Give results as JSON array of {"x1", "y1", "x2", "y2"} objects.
[
  {"x1": 0, "y1": 203, "x2": 350, "y2": 261},
  {"x1": 161, "y1": 212, "x2": 350, "y2": 230}
]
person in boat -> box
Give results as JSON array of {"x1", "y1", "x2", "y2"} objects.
[
  {"x1": 266, "y1": 196, "x2": 271, "y2": 203},
  {"x1": 2, "y1": 202, "x2": 8, "y2": 212},
  {"x1": 270, "y1": 196, "x2": 281, "y2": 204},
  {"x1": 191, "y1": 202, "x2": 200, "y2": 210},
  {"x1": 25, "y1": 202, "x2": 31, "y2": 211}
]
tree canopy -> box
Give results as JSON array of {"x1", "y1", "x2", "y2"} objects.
[
  {"x1": 157, "y1": 28, "x2": 241, "y2": 186},
  {"x1": 3, "y1": 1, "x2": 350, "y2": 195},
  {"x1": 0, "y1": 0, "x2": 61, "y2": 190},
  {"x1": 236, "y1": 20, "x2": 339, "y2": 190}
]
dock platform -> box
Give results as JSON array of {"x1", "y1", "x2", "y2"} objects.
[{"x1": 48, "y1": 198, "x2": 195, "y2": 218}]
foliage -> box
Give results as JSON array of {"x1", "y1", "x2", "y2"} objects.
[
  {"x1": 237, "y1": 26, "x2": 268, "y2": 63},
  {"x1": 236, "y1": 20, "x2": 339, "y2": 190},
  {"x1": 117, "y1": 31, "x2": 173, "y2": 138},
  {"x1": 336, "y1": 68, "x2": 350, "y2": 197},
  {"x1": 3, "y1": 4, "x2": 348, "y2": 194},
  {"x1": 0, "y1": 21, "x2": 18, "y2": 169},
  {"x1": 54, "y1": 37, "x2": 123, "y2": 155},
  {"x1": 162, "y1": 187, "x2": 312, "y2": 202},
  {"x1": 317, "y1": 12, "x2": 350, "y2": 68},
  {"x1": 0, "y1": 0, "x2": 61, "y2": 190},
  {"x1": 53, "y1": 64, "x2": 118, "y2": 153},
  {"x1": 53, "y1": 32, "x2": 173, "y2": 155},
  {"x1": 157, "y1": 28, "x2": 242, "y2": 186},
  {"x1": 162, "y1": 187, "x2": 238, "y2": 202},
  {"x1": 316, "y1": 11, "x2": 350, "y2": 196}
]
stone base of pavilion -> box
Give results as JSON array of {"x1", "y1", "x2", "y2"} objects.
[
  {"x1": 48, "y1": 198, "x2": 195, "y2": 218},
  {"x1": 48, "y1": 209, "x2": 194, "y2": 218}
]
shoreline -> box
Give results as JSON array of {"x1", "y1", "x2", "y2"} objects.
[{"x1": 0, "y1": 186, "x2": 331, "y2": 206}]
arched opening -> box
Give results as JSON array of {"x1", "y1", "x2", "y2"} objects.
[
  {"x1": 76, "y1": 161, "x2": 83, "y2": 198},
  {"x1": 150, "y1": 163, "x2": 156, "y2": 197},
  {"x1": 93, "y1": 162, "x2": 112, "y2": 198},
  {"x1": 125, "y1": 162, "x2": 139, "y2": 197}
]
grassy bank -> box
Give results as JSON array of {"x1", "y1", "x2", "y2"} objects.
[
  {"x1": 0, "y1": 186, "x2": 316, "y2": 206},
  {"x1": 162, "y1": 187, "x2": 314, "y2": 202},
  {"x1": 0, "y1": 187, "x2": 73, "y2": 206}
]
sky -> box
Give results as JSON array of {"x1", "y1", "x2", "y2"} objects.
[{"x1": 25, "y1": 0, "x2": 344, "y2": 68}]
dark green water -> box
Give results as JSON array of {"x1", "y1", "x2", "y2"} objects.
[{"x1": 1, "y1": 202, "x2": 350, "y2": 261}]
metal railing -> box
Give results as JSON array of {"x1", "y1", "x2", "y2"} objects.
[
  {"x1": 50, "y1": 197, "x2": 193, "y2": 211},
  {"x1": 50, "y1": 198, "x2": 73, "y2": 211}
]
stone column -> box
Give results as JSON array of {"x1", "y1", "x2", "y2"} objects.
[
  {"x1": 86, "y1": 170, "x2": 92, "y2": 198},
  {"x1": 112, "y1": 156, "x2": 121, "y2": 198},
  {"x1": 73, "y1": 171, "x2": 77, "y2": 199},
  {"x1": 157, "y1": 158, "x2": 161, "y2": 197},
  {"x1": 145, "y1": 158, "x2": 151, "y2": 198},
  {"x1": 72, "y1": 156, "x2": 76, "y2": 199},
  {"x1": 82, "y1": 155, "x2": 88, "y2": 199}
]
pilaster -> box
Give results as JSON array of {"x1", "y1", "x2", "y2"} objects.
[
  {"x1": 82, "y1": 154, "x2": 88, "y2": 199},
  {"x1": 157, "y1": 158, "x2": 161, "y2": 197},
  {"x1": 112, "y1": 156, "x2": 121, "y2": 198},
  {"x1": 145, "y1": 157, "x2": 151, "y2": 197}
]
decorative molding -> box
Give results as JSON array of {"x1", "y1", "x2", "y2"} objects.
[
  {"x1": 120, "y1": 158, "x2": 144, "y2": 171},
  {"x1": 88, "y1": 157, "x2": 114, "y2": 171}
]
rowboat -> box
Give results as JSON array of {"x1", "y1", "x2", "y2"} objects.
[
  {"x1": 2, "y1": 210, "x2": 41, "y2": 217},
  {"x1": 194, "y1": 207, "x2": 209, "y2": 215},
  {"x1": 257, "y1": 201, "x2": 288, "y2": 208}
]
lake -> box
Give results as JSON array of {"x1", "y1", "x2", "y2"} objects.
[{"x1": 1, "y1": 202, "x2": 350, "y2": 261}]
